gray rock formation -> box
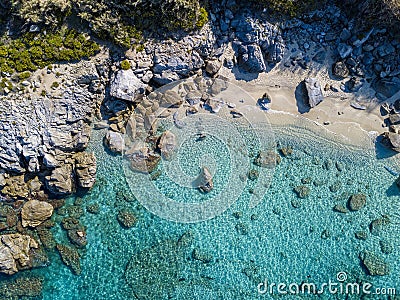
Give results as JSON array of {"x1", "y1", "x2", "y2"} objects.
[
  {"x1": 110, "y1": 69, "x2": 146, "y2": 102},
  {"x1": 158, "y1": 131, "x2": 177, "y2": 161},
  {"x1": 359, "y1": 251, "x2": 390, "y2": 276},
  {"x1": 104, "y1": 131, "x2": 124, "y2": 154},
  {"x1": 348, "y1": 193, "x2": 367, "y2": 211},
  {"x1": 45, "y1": 164, "x2": 74, "y2": 196},
  {"x1": 0, "y1": 234, "x2": 38, "y2": 275},
  {"x1": 74, "y1": 152, "x2": 97, "y2": 189},
  {"x1": 21, "y1": 200, "x2": 54, "y2": 227},
  {"x1": 231, "y1": 13, "x2": 284, "y2": 73},
  {"x1": 304, "y1": 78, "x2": 324, "y2": 108}
]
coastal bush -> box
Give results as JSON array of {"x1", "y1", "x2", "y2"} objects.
[
  {"x1": 0, "y1": 30, "x2": 99, "y2": 75},
  {"x1": 6, "y1": 0, "x2": 209, "y2": 49}
]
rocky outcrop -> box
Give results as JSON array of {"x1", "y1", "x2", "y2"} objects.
[
  {"x1": 110, "y1": 69, "x2": 146, "y2": 102},
  {"x1": 125, "y1": 146, "x2": 161, "y2": 173},
  {"x1": 231, "y1": 13, "x2": 284, "y2": 73},
  {"x1": 104, "y1": 130, "x2": 124, "y2": 154},
  {"x1": 21, "y1": 200, "x2": 54, "y2": 227},
  {"x1": 158, "y1": 131, "x2": 177, "y2": 161},
  {"x1": 74, "y1": 152, "x2": 97, "y2": 189},
  {"x1": 0, "y1": 234, "x2": 38, "y2": 275},
  {"x1": 152, "y1": 41, "x2": 204, "y2": 86},
  {"x1": 0, "y1": 59, "x2": 103, "y2": 199},
  {"x1": 45, "y1": 164, "x2": 74, "y2": 196},
  {"x1": 304, "y1": 78, "x2": 323, "y2": 108}
]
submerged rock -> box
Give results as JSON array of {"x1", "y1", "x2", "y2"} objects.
[
  {"x1": 192, "y1": 248, "x2": 213, "y2": 263},
  {"x1": 56, "y1": 244, "x2": 81, "y2": 275},
  {"x1": 304, "y1": 78, "x2": 323, "y2": 108},
  {"x1": 333, "y1": 204, "x2": 348, "y2": 213},
  {"x1": 355, "y1": 231, "x2": 368, "y2": 240},
  {"x1": 117, "y1": 210, "x2": 137, "y2": 228},
  {"x1": 0, "y1": 276, "x2": 43, "y2": 298},
  {"x1": 370, "y1": 216, "x2": 390, "y2": 236},
  {"x1": 195, "y1": 167, "x2": 214, "y2": 193},
  {"x1": 21, "y1": 200, "x2": 54, "y2": 228},
  {"x1": 294, "y1": 185, "x2": 310, "y2": 198},
  {"x1": 348, "y1": 193, "x2": 367, "y2": 211},
  {"x1": 359, "y1": 251, "x2": 390, "y2": 276}
]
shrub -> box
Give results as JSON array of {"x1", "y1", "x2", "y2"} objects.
[
  {"x1": 0, "y1": 29, "x2": 99, "y2": 75},
  {"x1": 120, "y1": 59, "x2": 131, "y2": 70}
]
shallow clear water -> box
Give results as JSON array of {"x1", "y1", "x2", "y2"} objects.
[{"x1": 5, "y1": 120, "x2": 400, "y2": 299}]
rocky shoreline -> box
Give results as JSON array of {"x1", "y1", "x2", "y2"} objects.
[{"x1": 0, "y1": 0, "x2": 399, "y2": 296}]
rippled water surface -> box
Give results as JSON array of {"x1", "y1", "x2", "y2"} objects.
[{"x1": 21, "y1": 121, "x2": 399, "y2": 300}]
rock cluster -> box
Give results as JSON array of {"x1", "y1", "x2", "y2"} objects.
[
  {"x1": 0, "y1": 60, "x2": 102, "y2": 199},
  {"x1": 0, "y1": 234, "x2": 38, "y2": 275},
  {"x1": 231, "y1": 13, "x2": 284, "y2": 73}
]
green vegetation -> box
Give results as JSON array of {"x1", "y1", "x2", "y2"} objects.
[
  {"x1": 7, "y1": 0, "x2": 209, "y2": 49},
  {"x1": 120, "y1": 60, "x2": 131, "y2": 70},
  {"x1": 196, "y1": 7, "x2": 209, "y2": 28},
  {"x1": 248, "y1": 0, "x2": 324, "y2": 16},
  {"x1": 0, "y1": 29, "x2": 99, "y2": 75},
  {"x1": 51, "y1": 81, "x2": 60, "y2": 89}
]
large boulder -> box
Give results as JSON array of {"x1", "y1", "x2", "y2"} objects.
[
  {"x1": 74, "y1": 152, "x2": 97, "y2": 189},
  {"x1": 304, "y1": 78, "x2": 324, "y2": 108},
  {"x1": 381, "y1": 132, "x2": 400, "y2": 152},
  {"x1": 158, "y1": 131, "x2": 177, "y2": 161},
  {"x1": 45, "y1": 164, "x2": 74, "y2": 196},
  {"x1": 237, "y1": 44, "x2": 266, "y2": 73},
  {"x1": 194, "y1": 167, "x2": 214, "y2": 193},
  {"x1": 21, "y1": 200, "x2": 54, "y2": 228},
  {"x1": 110, "y1": 69, "x2": 146, "y2": 102},
  {"x1": 104, "y1": 130, "x2": 124, "y2": 154},
  {"x1": 0, "y1": 234, "x2": 38, "y2": 275}
]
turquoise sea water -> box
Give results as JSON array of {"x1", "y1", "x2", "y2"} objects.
[{"x1": 16, "y1": 118, "x2": 397, "y2": 300}]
